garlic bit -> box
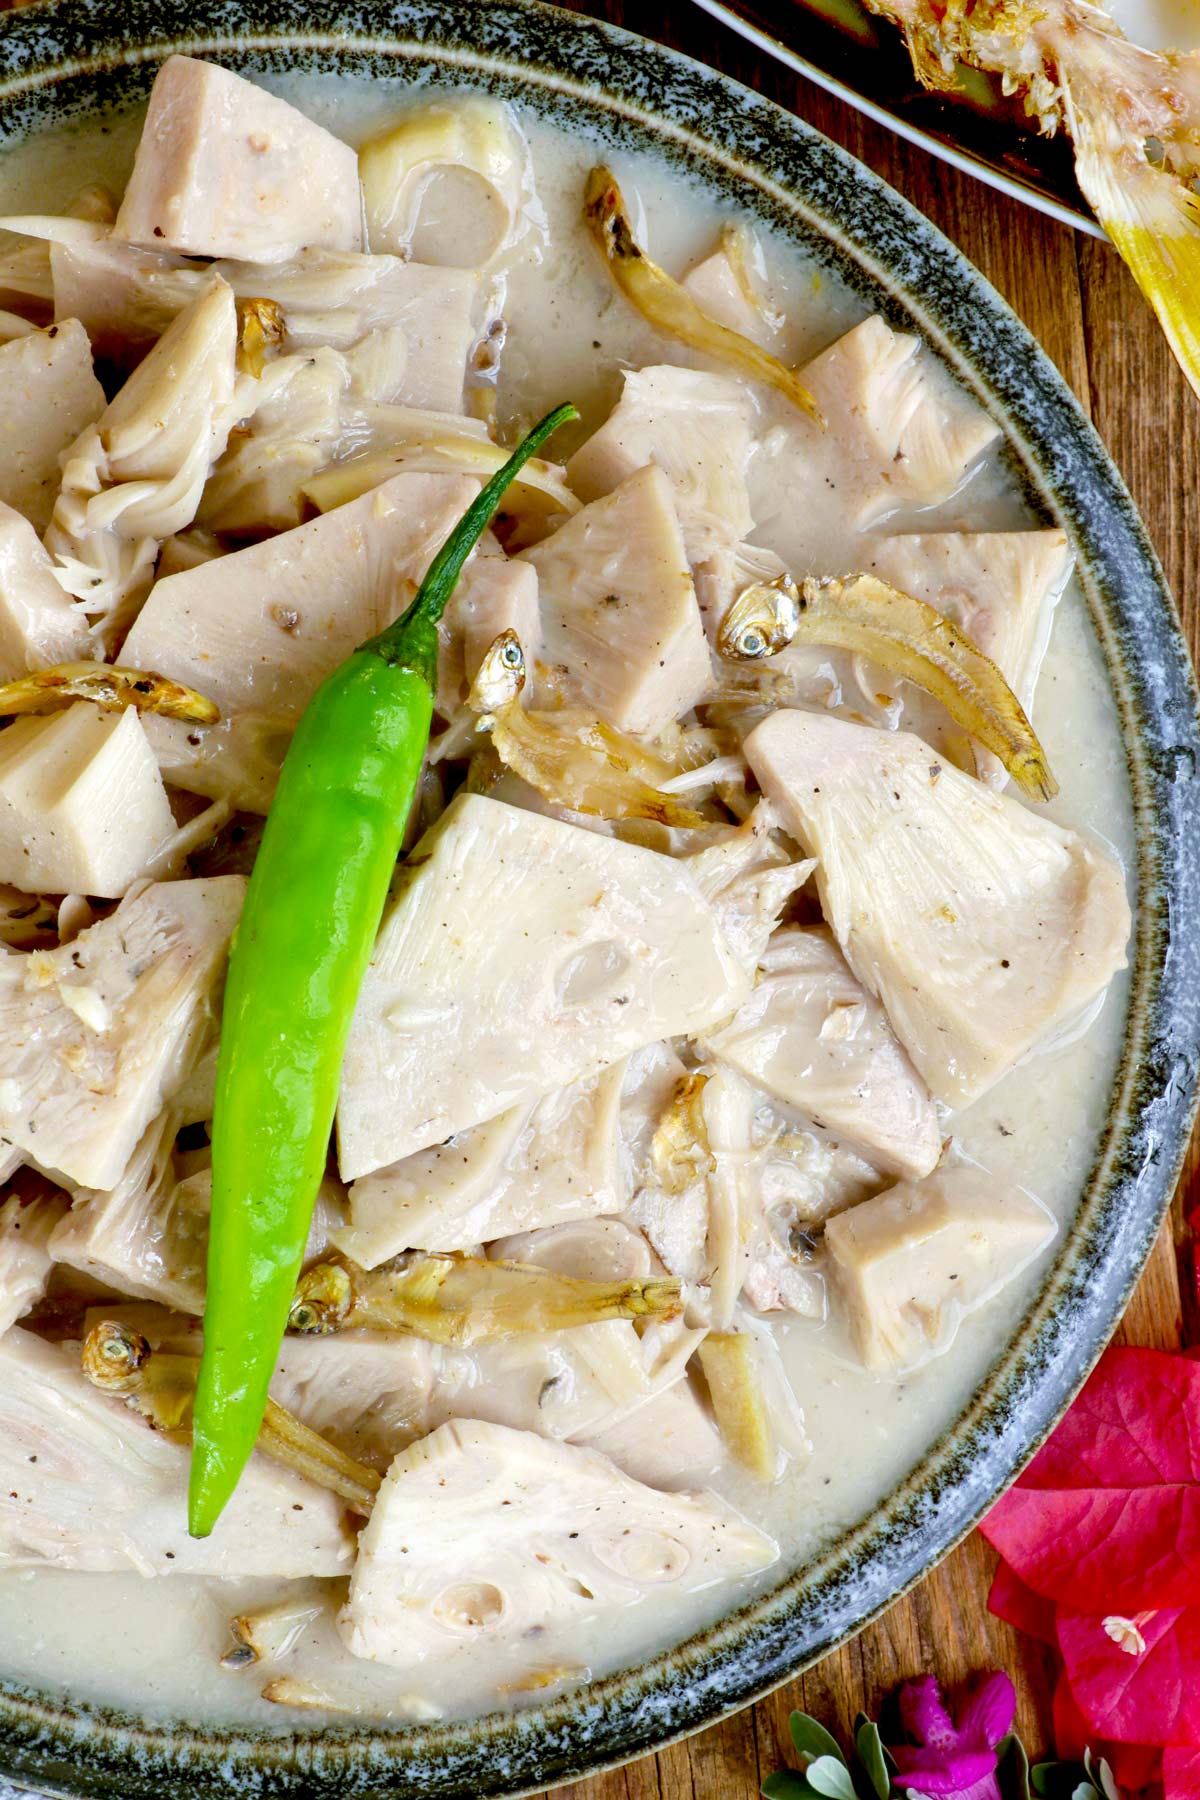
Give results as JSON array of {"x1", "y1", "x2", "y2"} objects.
[{"x1": 235, "y1": 296, "x2": 285, "y2": 377}]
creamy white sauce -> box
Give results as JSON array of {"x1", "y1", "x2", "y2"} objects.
[{"x1": 0, "y1": 75, "x2": 1133, "y2": 1727}]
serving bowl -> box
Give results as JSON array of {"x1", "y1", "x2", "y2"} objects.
[
  {"x1": 0, "y1": 2, "x2": 1198, "y2": 1795},
  {"x1": 690, "y1": 0, "x2": 1102, "y2": 235}
]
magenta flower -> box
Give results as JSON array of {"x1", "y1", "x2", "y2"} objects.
[{"x1": 886, "y1": 1671, "x2": 1016, "y2": 1800}]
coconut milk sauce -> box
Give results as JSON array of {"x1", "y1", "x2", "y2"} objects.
[{"x1": 0, "y1": 78, "x2": 1133, "y2": 1725}]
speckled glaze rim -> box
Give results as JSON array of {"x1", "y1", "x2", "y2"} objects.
[{"x1": 0, "y1": 3, "x2": 1197, "y2": 1796}]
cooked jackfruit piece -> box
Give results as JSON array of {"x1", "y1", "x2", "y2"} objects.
[
  {"x1": 337, "y1": 1061, "x2": 627, "y2": 1265},
  {"x1": 0, "y1": 876, "x2": 244, "y2": 1189},
  {"x1": 50, "y1": 232, "x2": 202, "y2": 363},
  {"x1": 566, "y1": 366, "x2": 755, "y2": 562},
  {"x1": 0, "y1": 704, "x2": 176, "y2": 896},
  {"x1": 522, "y1": 464, "x2": 711, "y2": 736},
  {"x1": 49, "y1": 1111, "x2": 205, "y2": 1312},
  {"x1": 864, "y1": 528, "x2": 1073, "y2": 782},
  {"x1": 487, "y1": 1217, "x2": 652, "y2": 1285},
  {"x1": 337, "y1": 1419, "x2": 776, "y2": 1670},
  {"x1": 581, "y1": 1378, "x2": 725, "y2": 1490},
  {"x1": 220, "y1": 255, "x2": 482, "y2": 408},
  {"x1": 823, "y1": 1164, "x2": 1055, "y2": 1372},
  {"x1": 360, "y1": 96, "x2": 533, "y2": 267},
  {"x1": 114, "y1": 56, "x2": 362, "y2": 262},
  {"x1": 0, "y1": 1327, "x2": 352, "y2": 1575},
  {"x1": 124, "y1": 471, "x2": 477, "y2": 811},
  {"x1": 745, "y1": 710, "x2": 1130, "y2": 1106},
  {"x1": 0, "y1": 320, "x2": 103, "y2": 533},
  {"x1": 811, "y1": 315, "x2": 1000, "y2": 520},
  {"x1": 337, "y1": 793, "x2": 758, "y2": 1178},
  {"x1": 701, "y1": 926, "x2": 941, "y2": 1179},
  {"x1": 44, "y1": 278, "x2": 242, "y2": 647},
  {"x1": 0, "y1": 502, "x2": 92, "y2": 679},
  {"x1": 755, "y1": 315, "x2": 1000, "y2": 537},
  {"x1": 270, "y1": 1331, "x2": 436, "y2": 1473},
  {"x1": 197, "y1": 346, "x2": 352, "y2": 535},
  {"x1": 0, "y1": 1184, "x2": 68, "y2": 1335},
  {"x1": 681, "y1": 234, "x2": 785, "y2": 352}
]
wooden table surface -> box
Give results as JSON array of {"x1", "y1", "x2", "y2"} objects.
[{"x1": 545, "y1": 3, "x2": 1200, "y2": 1795}]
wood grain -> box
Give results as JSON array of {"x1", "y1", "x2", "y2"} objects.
[{"x1": 545, "y1": 2, "x2": 1198, "y2": 1791}]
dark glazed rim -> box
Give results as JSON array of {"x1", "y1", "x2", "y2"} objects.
[{"x1": 0, "y1": 3, "x2": 1198, "y2": 1797}]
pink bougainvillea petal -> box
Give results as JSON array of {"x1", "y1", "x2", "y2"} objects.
[
  {"x1": 981, "y1": 1486, "x2": 1200, "y2": 1611},
  {"x1": 980, "y1": 1348, "x2": 1200, "y2": 1612},
  {"x1": 1057, "y1": 1604, "x2": 1200, "y2": 1747},
  {"x1": 1047, "y1": 1670, "x2": 1162, "y2": 1786},
  {"x1": 987, "y1": 1560, "x2": 1057, "y2": 1646},
  {"x1": 888, "y1": 1747, "x2": 998, "y2": 1791},
  {"x1": 955, "y1": 1671, "x2": 1016, "y2": 1751},
  {"x1": 898, "y1": 1673, "x2": 959, "y2": 1754},
  {"x1": 1018, "y1": 1349, "x2": 1200, "y2": 1490},
  {"x1": 1052, "y1": 1670, "x2": 1092, "y2": 1763},
  {"x1": 1103, "y1": 1739, "x2": 1163, "y2": 1789},
  {"x1": 1164, "y1": 1745, "x2": 1200, "y2": 1797}
]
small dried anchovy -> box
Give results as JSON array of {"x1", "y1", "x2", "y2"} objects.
[
  {"x1": 794, "y1": 573, "x2": 1057, "y2": 802},
  {"x1": 470, "y1": 632, "x2": 709, "y2": 828},
  {"x1": 222, "y1": 1592, "x2": 331, "y2": 1671},
  {"x1": 583, "y1": 164, "x2": 824, "y2": 426},
  {"x1": 716, "y1": 569, "x2": 1057, "y2": 803},
  {"x1": 80, "y1": 1319, "x2": 378, "y2": 1510},
  {"x1": 289, "y1": 1251, "x2": 684, "y2": 1345},
  {"x1": 0, "y1": 662, "x2": 220, "y2": 725},
  {"x1": 717, "y1": 576, "x2": 802, "y2": 661}
]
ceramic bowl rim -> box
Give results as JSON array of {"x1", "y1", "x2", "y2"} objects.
[{"x1": 0, "y1": 4, "x2": 1198, "y2": 1796}]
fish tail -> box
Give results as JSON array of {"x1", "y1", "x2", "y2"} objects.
[{"x1": 1068, "y1": 85, "x2": 1200, "y2": 401}]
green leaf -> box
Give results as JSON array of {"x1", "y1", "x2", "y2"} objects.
[
  {"x1": 1070, "y1": 1785, "x2": 1099, "y2": 1800},
  {"x1": 1083, "y1": 1751, "x2": 1119, "y2": 1800},
  {"x1": 996, "y1": 1732, "x2": 1032, "y2": 1800},
  {"x1": 761, "y1": 1774, "x2": 814, "y2": 1800},
  {"x1": 854, "y1": 1718, "x2": 891, "y2": 1800},
  {"x1": 804, "y1": 1758, "x2": 858, "y2": 1800},
  {"x1": 789, "y1": 1714, "x2": 847, "y2": 1768}
]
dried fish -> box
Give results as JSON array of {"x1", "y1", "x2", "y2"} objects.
[
  {"x1": 80, "y1": 1319, "x2": 379, "y2": 1509},
  {"x1": 583, "y1": 166, "x2": 823, "y2": 425},
  {"x1": 865, "y1": 0, "x2": 1200, "y2": 398},
  {"x1": 469, "y1": 632, "x2": 709, "y2": 827},
  {"x1": 0, "y1": 661, "x2": 220, "y2": 725},
  {"x1": 790, "y1": 574, "x2": 1056, "y2": 801},
  {"x1": 288, "y1": 1253, "x2": 683, "y2": 1346},
  {"x1": 716, "y1": 571, "x2": 1055, "y2": 801},
  {"x1": 716, "y1": 575, "x2": 801, "y2": 661}
]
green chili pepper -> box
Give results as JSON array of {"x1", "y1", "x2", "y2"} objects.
[{"x1": 188, "y1": 403, "x2": 578, "y2": 1538}]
